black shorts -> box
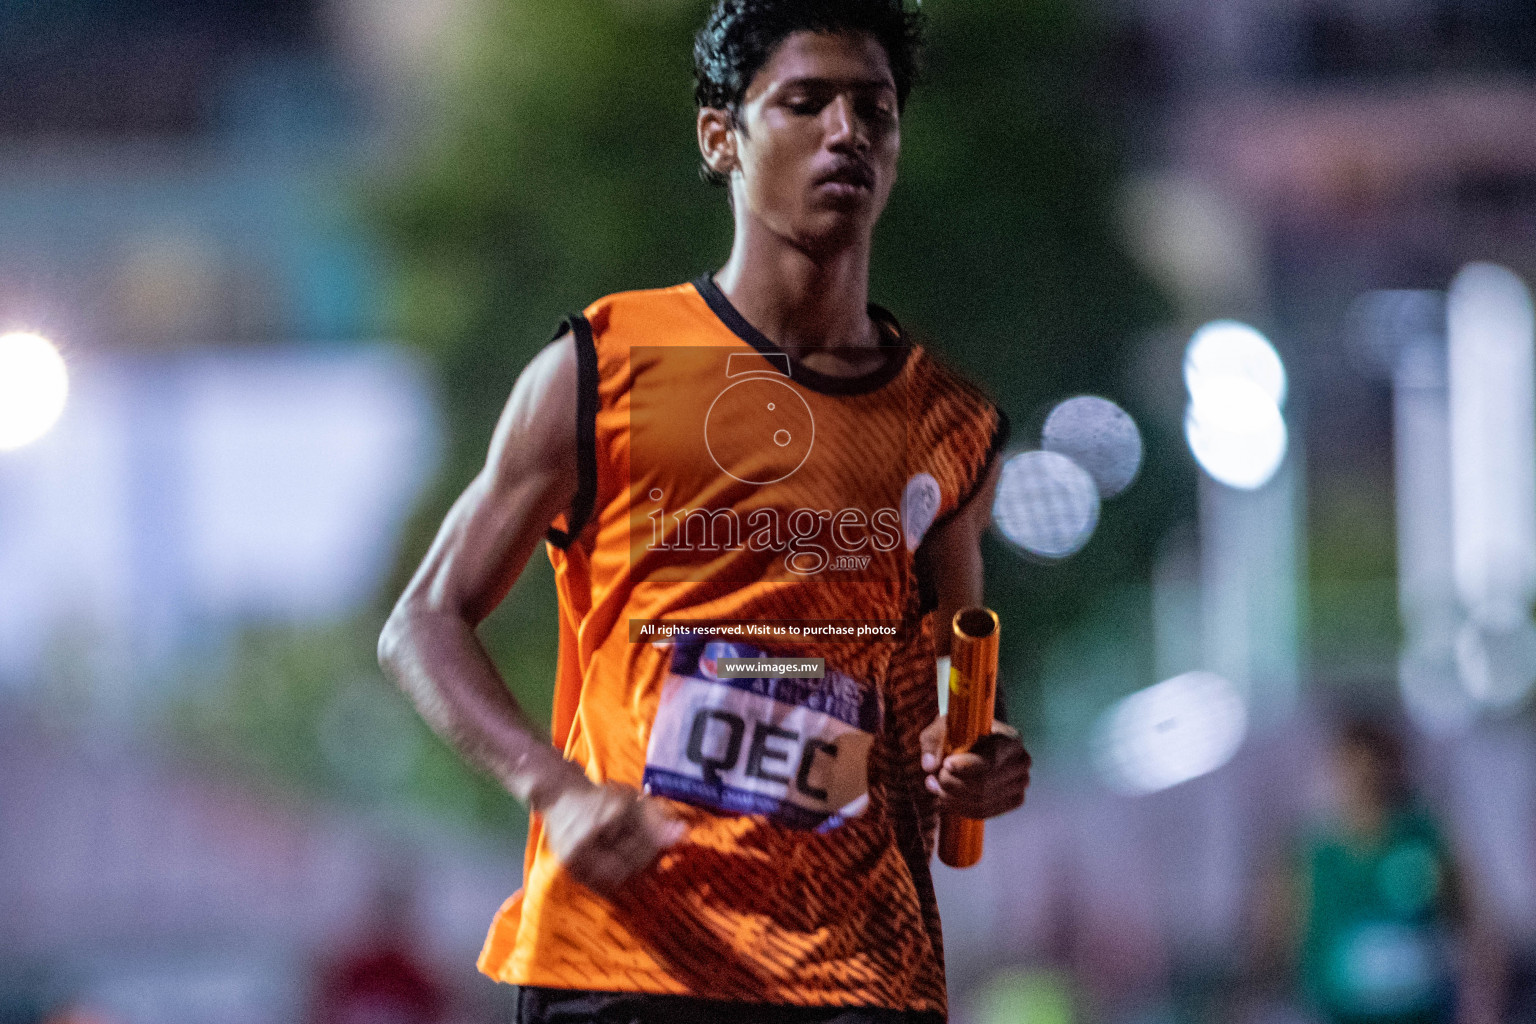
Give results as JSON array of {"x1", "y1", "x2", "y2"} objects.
[{"x1": 513, "y1": 986, "x2": 946, "y2": 1024}]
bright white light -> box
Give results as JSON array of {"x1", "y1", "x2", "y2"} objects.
[
  {"x1": 1446, "y1": 263, "x2": 1536, "y2": 619},
  {"x1": 1041, "y1": 395, "x2": 1143, "y2": 499},
  {"x1": 992, "y1": 450, "x2": 1100, "y2": 559},
  {"x1": 0, "y1": 332, "x2": 69, "y2": 451},
  {"x1": 1184, "y1": 321, "x2": 1289, "y2": 491},
  {"x1": 1184, "y1": 377, "x2": 1288, "y2": 490},
  {"x1": 1185, "y1": 320, "x2": 1286, "y2": 408},
  {"x1": 1092, "y1": 671, "x2": 1247, "y2": 795}
]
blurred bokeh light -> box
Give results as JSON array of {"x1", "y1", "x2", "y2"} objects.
[
  {"x1": 1185, "y1": 320, "x2": 1288, "y2": 408},
  {"x1": 1041, "y1": 395, "x2": 1143, "y2": 500},
  {"x1": 1184, "y1": 322, "x2": 1290, "y2": 490},
  {"x1": 0, "y1": 331, "x2": 69, "y2": 450},
  {"x1": 1091, "y1": 670, "x2": 1248, "y2": 795},
  {"x1": 1446, "y1": 265, "x2": 1536, "y2": 633},
  {"x1": 992, "y1": 450, "x2": 1101, "y2": 561}
]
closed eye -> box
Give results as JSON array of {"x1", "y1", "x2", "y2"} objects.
[{"x1": 855, "y1": 96, "x2": 896, "y2": 125}]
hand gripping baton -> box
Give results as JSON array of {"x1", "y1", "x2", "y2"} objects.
[{"x1": 938, "y1": 607, "x2": 1000, "y2": 868}]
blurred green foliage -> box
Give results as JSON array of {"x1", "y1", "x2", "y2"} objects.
[
  {"x1": 174, "y1": 622, "x2": 519, "y2": 833},
  {"x1": 1307, "y1": 481, "x2": 1402, "y2": 683},
  {"x1": 210, "y1": 0, "x2": 1183, "y2": 830}
]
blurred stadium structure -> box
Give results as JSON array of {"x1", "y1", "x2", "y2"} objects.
[
  {"x1": 2, "y1": 0, "x2": 1536, "y2": 1023},
  {"x1": 0, "y1": 348, "x2": 436, "y2": 688},
  {"x1": 0, "y1": 2, "x2": 505, "y2": 1021}
]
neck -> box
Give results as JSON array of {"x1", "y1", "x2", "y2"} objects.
[
  {"x1": 714, "y1": 213, "x2": 876, "y2": 351},
  {"x1": 1343, "y1": 799, "x2": 1388, "y2": 842}
]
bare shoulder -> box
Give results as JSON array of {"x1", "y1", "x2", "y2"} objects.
[{"x1": 485, "y1": 330, "x2": 579, "y2": 479}]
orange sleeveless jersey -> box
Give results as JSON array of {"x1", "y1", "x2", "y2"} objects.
[{"x1": 477, "y1": 277, "x2": 1007, "y2": 1014}]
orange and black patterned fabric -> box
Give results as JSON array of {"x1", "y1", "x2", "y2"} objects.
[{"x1": 478, "y1": 278, "x2": 1006, "y2": 1016}]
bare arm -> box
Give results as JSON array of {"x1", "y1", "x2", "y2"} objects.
[
  {"x1": 925, "y1": 458, "x2": 1002, "y2": 662},
  {"x1": 378, "y1": 334, "x2": 680, "y2": 894},
  {"x1": 916, "y1": 458, "x2": 1032, "y2": 819},
  {"x1": 379, "y1": 335, "x2": 583, "y2": 805}
]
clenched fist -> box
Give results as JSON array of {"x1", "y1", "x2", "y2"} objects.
[{"x1": 540, "y1": 780, "x2": 686, "y2": 898}]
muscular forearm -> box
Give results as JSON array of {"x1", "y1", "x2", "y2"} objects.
[{"x1": 378, "y1": 604, "x2": 583, "y2": 812}]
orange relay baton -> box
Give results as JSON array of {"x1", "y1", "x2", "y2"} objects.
[{"x1": 938, "y1": 607, "x2": 1000, "y2": 869}]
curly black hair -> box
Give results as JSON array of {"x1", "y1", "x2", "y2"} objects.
[{"x1": 693, "y1": 0, "x2": 926, "y2": 186}]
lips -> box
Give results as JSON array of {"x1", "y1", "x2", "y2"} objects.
[{"x1": 816, "y1": 162, "x2": 875, "y2": 192}]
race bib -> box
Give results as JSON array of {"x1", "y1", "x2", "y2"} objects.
[{"x1": 642, "y1": 639, "x2": 881, "y2": 832}]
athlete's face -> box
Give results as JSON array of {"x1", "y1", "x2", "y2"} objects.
[{"x1": 701, "y1": 31, "x2": 901, "y2": 253}]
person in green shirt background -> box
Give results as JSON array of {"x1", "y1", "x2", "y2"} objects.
[{"x1": 1255, "y1": 713, "x2": 1504, "y2": 1024}]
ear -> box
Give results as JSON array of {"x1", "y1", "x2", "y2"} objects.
[{"x1": 697, "y1": 107, "x2": 739, "y2": 179}]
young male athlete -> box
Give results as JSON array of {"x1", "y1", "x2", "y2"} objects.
[{"x1": 379, "y1": 2, "x2": 1031, "y2": 1021}]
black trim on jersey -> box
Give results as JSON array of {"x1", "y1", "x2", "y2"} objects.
[
  {"x1": 954, "y1": 407, "x2": 1011, "y2": 518},
  {"x1": 692, "y1": 274, "x2": 910, "y2": 396},
  {"x1": 545, "y1": 313, "x2": 599, "y2": 550}
]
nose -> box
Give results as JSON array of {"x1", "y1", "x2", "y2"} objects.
[{"x1": 824, "y1": 93, "x2": 867, "y2": 153}]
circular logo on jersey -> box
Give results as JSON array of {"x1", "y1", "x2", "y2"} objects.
[
  {"x1": 704, "y1": 377, "x2": 816, "y2": 485},
  {"x1": 901, "y1": 472, "x2": 942, "y2": 551}
]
